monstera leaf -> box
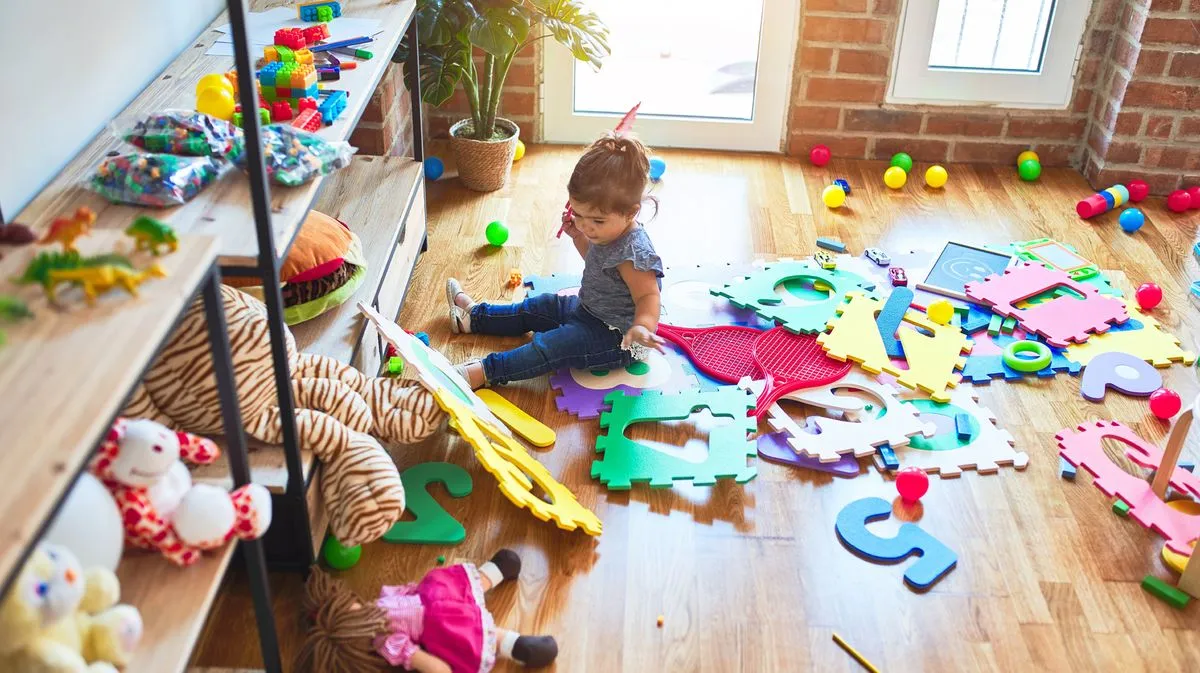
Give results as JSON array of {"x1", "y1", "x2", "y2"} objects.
[
  {"x1": 533, "y1": 0, "x2": 609, "y2": 68},
  {"x1": 470, "y1": 5, "x2": 531, "y2": 57},
  {"x1": 418, "y1": 43, "x2": 471, "y2": 106}
]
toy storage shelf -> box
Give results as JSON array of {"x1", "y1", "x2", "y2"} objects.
[
  {"x1": 117, "y1": 545, "x2": 236, "y2": 673},
  {"x1": 0, "y1": 232, "x2": 218, "y2": 586},
  {"x1": 9, "y1": 0, "x2": 417, "y2": 269}
]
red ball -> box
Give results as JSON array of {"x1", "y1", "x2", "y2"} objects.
[
  {"x1": 1135, "y1": 282, "x2": 1162, "y2": 310},
  {"x1": 895, "y1": 466, "x2": 930, "y2": 502},
  {"x1": 1189, "y1": 186, "x2": 1200, "y2": 209},
  {"x1": 1149, "y1": 388, "x2": 1182, "y2": 420},
  {"x1": 810, "y1": 144, "x2": 831, "y2": 167},
  {"x1": 1128, "y1": 180, "x2": 1149, "y2": 203},
  {"x1": 1167, "y1": 190, "x2": 1192, "y2": 213}
]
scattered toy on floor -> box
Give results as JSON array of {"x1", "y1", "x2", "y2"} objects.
[
  {"x1": 1079, "y1": 351, "x2": 1161, "y2": 402},
  {"x1": 1017, "y1": 156, "x2": 1041, "y2": 182},
  {"x1": 479, "y1": 389, "x2": 556, "y2": 447},
  {"x1": 1136, "y1": 282, "x2": 1162, "y2": 310},
  {"x1": 884, "y1": 165, "x2": 907, "y2": 189},
  {"x1": 925, "y1": 165, "x2": 948, "y2": 189},
  {"x1": 896, "y1": 466, "x2": 929, "y2": 502},
  {"x1": 814, "y1": 250, "x2": 837, "y2": 270},
  {"x1": 1060, "y1": 457, "x2": 1077, "y2": 480},
  {"x1": 424, "y1": 156, "x2": 445, "y2": 180},
  {"x1": 834, "y1": 178, "x2": 851, "y2": 194},
  {"x1": 832, "y1": 632, "x2": 881, "y2": 673},
  {"x1": 506, "y1": 268, "x2": 523, "y2": 289},
  {"x1": 810, "y1": 144, "x2": 831, "y2": 167},
  {"x1": 925, "y1": 298, "x2": 953, "y2": 326},
  {"x1": 1142, "y1": 574, "x2": 1191, "y2": 609},
  {"x1": 889, "y1": 267, "x2": 907, "y2": 286},
  {"x1": 1150, "y1": 388, "x2": 1182, "y2": 419},
  {"x1": 322, "y1": 535, "x2": 362, "y2": 570},
  {"x1": 822, "y1": 184, "x2": 846, "y2": 208},
  {"x1": 1127, "y1": 179, "x2": 1150, "y2": 202},
  {"x1": 384, "y1": 462, "x2": 472, "y2": 545},
  {"x1": 817, "y1": 237, "x2": 847, "y2": 253},
  {"x1": 657, "y1": 615, "x2": 665, "y2": 628},
  {"x1": 835, "y1": 496, "x2": 958, "y2": 590},
  {"x1": 1167, "y1": 189, "x2": 1193, "y2": 213},
  {"x1": 1078, "y1": 184, "x2": 1132, "y2": 218},
  {"x1": 485, "y1": 220, "x2": 509, "y2": 247},
  {"x1": 1113, "y1": 499, "x2": 1131, "y2": 517},
  {"x1": 1119, "y1": 208, "x2": 1145, "y2": 233},
  {"x1": 514, "y1": 139, "x2": 526, "y2": 162},
  {"x1": 865, "y1": 247, "x2": 890, "y2": 266},
  {"x1": 889, "y1": 153, "x2": 913, "y2": 174}
]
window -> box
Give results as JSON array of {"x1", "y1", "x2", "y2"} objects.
[{"x1": 890, "y1": 0, "x2": 1093, "y2": 108}]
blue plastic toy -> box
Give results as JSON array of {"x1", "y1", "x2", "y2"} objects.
[
  {"x1": 424, "y1": 157, "x2": 445, "y2": 181},
  {"x1": 648, "y1": 157, "x2": 667, "y2": 182},
  {"x1": 835, "y1": 497, "x2": 958, "y2": 590},
  {"x1": 1119, "y1": 208, "x2": 1145, "y2": 233},
  {"x1": 834, "y1": 178, "x2": 850, "y2": 194}
]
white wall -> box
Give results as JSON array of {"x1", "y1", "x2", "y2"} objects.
[{"x1": 0, "y1": 0, "x2": 225, "y2": 220}]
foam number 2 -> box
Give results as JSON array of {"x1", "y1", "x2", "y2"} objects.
[
  {"x1": 835, "y1": 497, "x2": 957, "y2": 590},
  {"x1": 383, "y1": 462, "x2": 473, "y2": 545}
]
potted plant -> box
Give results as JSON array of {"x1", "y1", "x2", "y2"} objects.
[{"x1": 396, "y1": 0, "x2": 609, "y2": 191}]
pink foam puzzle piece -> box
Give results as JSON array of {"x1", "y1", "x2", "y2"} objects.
[
  {"x1": 1056, "y1": 420, "x2": 1200, "y2": 555},
  {"x1": 965, "y1": 263, "x2": 1128, "y2": 348}
]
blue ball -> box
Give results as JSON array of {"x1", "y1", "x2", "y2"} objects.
[
  {"x1": 1119, "y1": 208, "x2": 1145, "y2": 233},
  {"x1": 424, "y1": 157, "x2": 445, "y2": 181},
  {"x1": 648, "y1": 157, "x2": 667, "y2": 181}
]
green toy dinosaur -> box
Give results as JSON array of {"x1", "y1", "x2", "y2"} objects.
[{"x1": 125, "y1": 216, "x2": 178, "y2": 255}]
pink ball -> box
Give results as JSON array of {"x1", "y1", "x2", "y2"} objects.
[
  {"x1": 896, "y1": 466, "x2": 930, "y2": 502},
  {"x1": 1149, "y1": 388, "x2": 1182, "y2": 420},
  {"x1": 810, "y1": 144, "x2": 831, "y2": 167},
  {"x1": 1189, "y1": 186, "x2": 1200, "y2": 209},
  {"x1": 1135, "y1": 282, "x2": 1162, "y2": 310},
  {"x1": 1167, "y1": 190, "x2": 1192, "y2": 213},
  {"x1": 1128, "y1": 180, "x2": 1149, "y2": 203}
]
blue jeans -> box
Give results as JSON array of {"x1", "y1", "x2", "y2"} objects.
[{"x1": 471, "y1": 293, "x2": 631, "y2": 385}]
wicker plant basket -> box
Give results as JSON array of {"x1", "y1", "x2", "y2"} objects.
[{"x1": 449, "y1": 118, "x2": 520, "y2": 192}]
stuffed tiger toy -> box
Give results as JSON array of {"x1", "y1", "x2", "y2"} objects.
[{"x1": 124, "y1": 284, "x2": 445, "y2": 547}]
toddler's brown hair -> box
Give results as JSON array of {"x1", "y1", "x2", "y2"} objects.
[{"x1": 567, "y1": 132, "x2": 653, "y2": 217}]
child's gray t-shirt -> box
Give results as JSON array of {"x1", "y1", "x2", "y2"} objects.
[{"x1": 579, "y1": 225, "x2": 664, "y2": 333}]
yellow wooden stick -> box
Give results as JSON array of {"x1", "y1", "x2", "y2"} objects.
[
  {"x1": 832, "y1": 632, "x2": 880, "y2": 673},
  {"x1": 477, "y1": 389, "x2": 556, "y2": 447}
]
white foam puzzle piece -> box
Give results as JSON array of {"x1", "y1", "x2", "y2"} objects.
[{"x1": 882, "y1": 387, "x2": 1027, "y2": 478}]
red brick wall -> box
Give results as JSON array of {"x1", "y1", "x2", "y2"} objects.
[
  {"x1": 422, "y1": 41, "x2": 542, "y2": 143},
  {"x1": 350, "y1": 64, "x2": 415, "y2": 157},
  {"x1": 1082, "y1": 0, "x2": 1200, "y2": 193},
  {"x1": 786, "y1": 0, "x2": 1108, "y2": 168}
]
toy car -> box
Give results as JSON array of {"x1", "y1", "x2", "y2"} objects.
[
  {"x1": 864, "y1": 247, "x2": 890, "y2": 266},
  {"x1": 814, "y1": 250, "x2": 836, "y2": 270},
  {"x1": 889, "y1": 266, "x2": 908, "y2": 286}
]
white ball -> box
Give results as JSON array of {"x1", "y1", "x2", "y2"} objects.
[{"x1": 43, "y1": 474, "x2": 124, "y2": 572}]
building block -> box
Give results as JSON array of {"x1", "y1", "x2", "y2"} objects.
[
  {"x1": 1060, "y1": 457, "x2": 1077, "y2": 480},
  {"x1": 382, "y1": 462, "x2": 472, "y2": 545},
  {"x1": 816, "y1": 237, "x2": 846, "y2": 253},
  {"x1": 477, "y1": 389, "x2": 555, "y2": 447},
  {"x1": 1142, "y1": 575, "x2": 1191, "y2": 609},
  {"x1": 1001, "y1": 316, "x2": 1017, "y2": 334},
  {"x1": 876, "y1": 287, "x2": 914, "y2": 358},
  {"x1": 964, "y1": 263, "x2": 1129, "y2": 348},
  {"x1": 877, "y1": 444, "x2": 899, "y2": 470},
  {"x1": 712, "y1": 260, "x2": 878, "y2": 335},
  {"x1": 987, "y1": 314, "x2": 1002, "y2": 336},
  {"x1": 835, "y1": 496, "x2": 958, "y2": 590},
  {"x1": 1079, "y1": 351, "x2": 1162, "y2": 401},
  {"x1": 954, "y1": 413, "x2": 972, "y2": 440},
  {"x1": 298, "y1": 0, "x2": 342, "y2": 21},
  {"x1": 1057, "y1": 420, "x2": 1200, "y2": 555},
  {"x1": 757, "y1": 432, "x2": 860, "y2": 478},
  {"x1": 291, "y1": 108, "x2": 322, "y2": 132},
  {"x1": 269, "y1": 100, "x2": 293, "y2": 121},
  {"x1": 593, "y1": 387, "x2": 757, "y2": 490},
  {"x1": 1113, "y1": 498, "x2": 1131, "y2": 517},
  {"x1": 885, "y1": 389, "x2": 1026, "y2": 478},
  {"x1": 1065, "y1": 304, "x2": 1196, "y2": 368},
  {"x1": 318, "y1": 90, "x2": 348, "y2": 124},
  {"x1": 304, "y1": 23, "x2": 330, "y2": 43},
  {"x1": 275, "y1": 27, "x2": 307, "y2": 49}
]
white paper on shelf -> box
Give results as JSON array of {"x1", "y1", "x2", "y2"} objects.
[{"x1": 209, "y1": 9, "x2": 383, "y2": 55}]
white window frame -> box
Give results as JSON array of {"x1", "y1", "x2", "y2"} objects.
[
  {"x1": 888, "y1": 0, "x2": 1092, "y2": 109},
  {"x1": 542, "y1": 0, "x2": 799, "y2": 152}
]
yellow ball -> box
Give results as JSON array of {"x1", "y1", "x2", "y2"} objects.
[
  {"x1": 196, "y1": 73, "x2": 234, "y2": 97},
  {"x1": 925, "y1": 165, "x2": 948, "y2": 189},
  {"x1": 513, "y1": 139, "x2": 526, "y2": 163},
  {"x1": 1017, "y1": 150, "x2": 1040, "y2": 166},
  {"x1": 821, "y1": 184, "x2": 846, "y2": 208},
  {"x1": 884, "y1": 166, "x2": 907, "y2": 189},
  {"x1": 196, "y1": 86, "x2": 236, "y2": 121},
  {"x1": 926, "y1": 299, "x2": 954, "y2": 325}
]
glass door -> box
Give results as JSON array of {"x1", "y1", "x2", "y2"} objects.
[{"x1": 543, "y1": 0, "x2": 799, "y2": 151}]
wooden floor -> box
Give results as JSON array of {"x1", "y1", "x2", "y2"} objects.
[{"x1": 196, "y1": 147, "x2": 1200, "y2": 672}]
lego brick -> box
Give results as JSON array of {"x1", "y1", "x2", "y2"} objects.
[
  {"x1": 1060, "y1": 457, "x2": 1077, "y2": 480},
  {"x1": 298, "y1": 0, "x2": 341, "y2": 22},
  {"x1": 275, "y1": 28, "x2": 307, "y2": 49},
  {"x1": 291, "y1": 108, "x2": 322, "y2": 132},
  {"x1": 1112, "y1": 498, "x2": 1130, "y2": 517},
  {"x1": 318, "y1": 90, "x2": 348, "y2": 124}
]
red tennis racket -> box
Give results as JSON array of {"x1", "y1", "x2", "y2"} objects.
[
  {"x1": 752, "y1": 327, "x2": 851, "y2": 419},
  {"x1": 656, "y1": 323, "x2": 764, "y2": 384}
]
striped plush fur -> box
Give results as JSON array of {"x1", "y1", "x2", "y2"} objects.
[{"x1": 125, "y1": 284, "x2": 444, "y2": 546}]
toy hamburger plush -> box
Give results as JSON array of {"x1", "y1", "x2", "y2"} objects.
[{"x1": 225, "y1": 209, "x2": 365, "y2": 324}]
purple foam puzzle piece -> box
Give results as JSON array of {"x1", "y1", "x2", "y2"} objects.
[
  {"x1": 757, "y1": 431, "x2": 861, "y2": 478},
  {"x1": 549, "y1": 348, "x2": 701, "y2": 417},
  {"x1": 1079, "y1": 351, "x2": 1163, "y2": 402}
]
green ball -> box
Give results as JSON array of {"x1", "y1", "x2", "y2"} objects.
[
  {"x1": 485, "y1": 220, "x2": 509, "y2": 246},
  {"x1": 889, "y1": 152, "x2": 914, "y2": 174},
  {"x1": 1018, "y1": 159, "x2": 1042, "y2": 182},
  {"x1": 322, "y1": 536, "x2": 362, "y2": 570}
]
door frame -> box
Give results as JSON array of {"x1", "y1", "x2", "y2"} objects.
[{"x1": 541, "y1": 0, "x2": 800, "y2": 152}]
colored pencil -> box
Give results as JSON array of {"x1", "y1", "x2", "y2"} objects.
[
  {"x1": 309, "y1": 36, "x2": 372, "y2": 52},
  {"x1": 832, "y1": 633, "x2": 881, "y2": 673}
]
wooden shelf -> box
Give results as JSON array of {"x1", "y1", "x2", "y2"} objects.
[
  {"x1": 10, "y1": 0, "x2": 417, "y2": 269},
  {"x1": 0, "y1": 232, "x2": 217, "y2": 585},
  {"x1": 117, "y1": 545, "x2": 236, "y2": 673},
  {"x1": 191, "y1": 437, "x2": 315, "y2": 494}
]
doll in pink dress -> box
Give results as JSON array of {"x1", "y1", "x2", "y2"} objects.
[{"x1": 298, "y1": 549, "x2": 558, "y2": 673}]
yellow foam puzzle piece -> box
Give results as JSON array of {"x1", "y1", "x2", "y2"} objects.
[
  {"x1": 817, "y1": 292, "x2": 971, "y2": 403},
  {"x1": 434, "y1": 388, "x2": 602, "y2": 536},
  {"x1": 1065, "y1": 304, "x2": 1196, "y2": 367},
  {"x1": 477, "y1": 389, "x2": 556, "y2": 447}
]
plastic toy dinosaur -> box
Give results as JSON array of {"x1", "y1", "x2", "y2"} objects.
[
  {"x1": 39, "y1": 206, "x2": 96, "y2": 253},
  {"x1": 125, "y1": 216, "x2": 179, "y2": 255},
  {"x1": 47, "y1": 263, "x2": 166, "y2": 304}
]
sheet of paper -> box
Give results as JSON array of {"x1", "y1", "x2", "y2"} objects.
[{"x1": 213, "y1": 9, "x2": 382, "y2": 47}]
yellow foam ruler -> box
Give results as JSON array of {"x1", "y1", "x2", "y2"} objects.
[{"x1": 477, "y1": 389, "x2": 556, "y2": 447}]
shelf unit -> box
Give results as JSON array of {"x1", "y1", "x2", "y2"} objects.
[
  {"x1": 0, "y1": 232, "x2": 281, "y2": 672},
  {"x1": 9, "y1": 0, "x2": 426, "y2": 574},
  {"x1": 4, "y1": 1, "x2": 427, "y2": 670}
]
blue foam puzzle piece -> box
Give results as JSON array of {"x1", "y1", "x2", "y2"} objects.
[
  {"x1": 961, "y1": 334, "x2": 1082, "y2": 384},
  {"x1": 835, "y1": 497, "x2": 958, "y2": 590},
  {"x1": 876, "y1": 287, "x2": 914, "y2": 359},
  {"x1": 1060, "y1": 457, "x2": 1077, "y2": 480},
  {"x1": 958, "y1": 304, "x2": 993, "y2": 333}
]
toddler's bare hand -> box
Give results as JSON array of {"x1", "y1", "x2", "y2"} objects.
[{"x1": 622, "y1": 325, "x2": 666, "y2": 352}]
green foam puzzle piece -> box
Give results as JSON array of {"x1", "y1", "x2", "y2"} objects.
[
  {"x1": 383, "y1": 462, "x2": 473, "y2": 545},
  {"x1": 592, "y1": 387, "x2": 757, "y2": 490},
  {"x1": 1142, "y1": 575, "x2": 1190, "y2": 609},
  {"x1": 711, "y1": 260, "x2": 877, "y2": 334}
]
